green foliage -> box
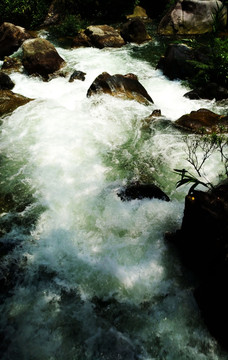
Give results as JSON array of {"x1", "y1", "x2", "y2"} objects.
[
  {"x1": 0, "y1": 0, "x2": 136, "y2": 28},
  {"x1": 49, "y1": 15, "x2": 86, "y2": 38},
  {"x1": 189, "y1": 37, "x2": 228, "y2": 88},
  {"x1": 0, "y1": 0, "x2": 51, "y2": 28}
]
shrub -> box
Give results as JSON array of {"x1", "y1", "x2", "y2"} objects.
[
  {"x1": 0, "y1": 0, "x2": 52, "y2": 28},
  {"x1": 49, "y1": 14, "x2": 86, "y2": 38},
  {"x1": 188, "y1": 37, "x2": 228, "y2": 88}
]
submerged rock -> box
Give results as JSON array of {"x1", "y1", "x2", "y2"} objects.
[
  {"x1": 141, "y1": 109, "x2": 162, "y2": 129},
  {"x1": 0, "y1": 22, "x2": 32, "y2": 60},
  {"x1": 175, "y1": 108, "x2": 228, "y2": 133},
  {"x1": 87, "y1": 72, "x2": 153, "y2": 104},
  {"x1": 0, "y1": 90, "x2": 32, "y2": 117},
  {"x1": 158, "y1": 0, "x2": 227, "y2": 35},
  {"x1": 118, "y1": 183, "x2": 170, "y2": 201},
  {"x1": 69, "y1": 70, "x2": 86, "y2": 82},
  {"x1": 0, "y1": 72, "x2": 15, "y2": 90},
  {"x1": 22, "y1": 38, "x2": 66, "y2": 78}
]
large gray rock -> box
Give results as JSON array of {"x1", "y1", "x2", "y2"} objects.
[
  {"x1": 158, "y1": 0, "x2": 227, "y2": 35},
  {"x1": 22, "y1": 38, "x2": 65, "y2": 78},
  {"x1": 0, "y1": 22, "x2": 32, "y2": 60}
]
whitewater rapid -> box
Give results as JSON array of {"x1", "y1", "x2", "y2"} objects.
[{"x1": 0, "y1": 43, "x2": 227, "y2": 360}]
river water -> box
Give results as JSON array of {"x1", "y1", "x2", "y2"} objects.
[{"x1": 0, "y1": 40, "x2": 228, "y2": 359}]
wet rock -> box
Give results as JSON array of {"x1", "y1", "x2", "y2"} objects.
[
  {"x1": 47, "y1": 69, "x2": 69, "y2": 81},
  {"x1": 1, "y1": 56, "x2": 23, "y2": 74},
  {"x1": 141, "y1": 109, "x2": 162, "y2": 129},
  {"x1": 87, "y1": 72, "x2": 153, "y2": 104},
  {"x1": 72, "y1": 31, "x2": 92, "y2": 48},
  {"x1": 0, "y1": 22, "x2": 32, "y2": 60},
  {"x1": 22, "y1": 38, "x2": 66, "y2": 78},
  {"x1": 157, "y1": 43, "x2": 196, "y2": 80},
  {"x1": 175, "y1": 108, "x2": 228, "y2": 134},
  {"x1": 120, "y1": 18, "x2": 151, "y2": 44},
  {"x1": 167, "y1": 178, "x2": 228, "y2": 349},
  {"x1": 184, "y1": 83, "x2": 228, "y2": 101},
  {"x1": 0, "y1": 72, "x2": 15, "y2": 90},
  {"x1": 118, "y1": 183, "x2": 170, "y2": 201},
  {"x1": 0, "y1": 90, "x2": 32, "y2": 117},
  {"x1": 84, "y1": 25, "x2": 125, "y2": 48},
  {"x1": 158, "y1": 0, "x2": 227, "y2": 35},
  {"x1": 69, "y1": 70, "x2": 86, "y2": 82}
]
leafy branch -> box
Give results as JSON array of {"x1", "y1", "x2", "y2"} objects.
[{"x1": 174, "y1": 168, "x2": 212, "y2": 194}]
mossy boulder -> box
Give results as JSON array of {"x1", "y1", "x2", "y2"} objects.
[{"x1": 22, "y1": 38, "x2": 66, "y2": 78}]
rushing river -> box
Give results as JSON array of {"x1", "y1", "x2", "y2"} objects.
[{"x1": 0, "y1": 39, "x2": 228, "y2": 360}]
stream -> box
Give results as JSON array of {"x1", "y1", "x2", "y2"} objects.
[{"x1": 0, "y1": 38, "x2": 228, "y2": 359}]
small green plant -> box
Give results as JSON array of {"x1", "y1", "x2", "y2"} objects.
[
  {"x1": 211, "y1": 0, "x2": 227, "y2": 33},
  {"x1": 174, "y1": 168, "x2": 212, "y2": 194}
]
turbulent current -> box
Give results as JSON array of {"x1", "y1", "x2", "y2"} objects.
[{"x1": 0, "y1": 41, "x2": 228, "y2": 360}]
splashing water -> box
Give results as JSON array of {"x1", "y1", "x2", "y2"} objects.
[{"x1": 0, "y1": 43, "x2": 228, "y2": 360}]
